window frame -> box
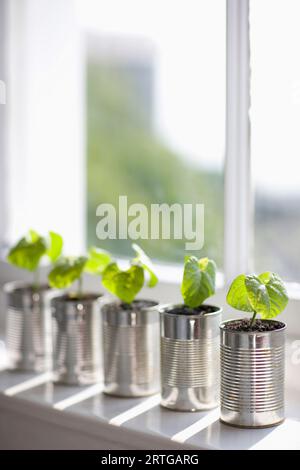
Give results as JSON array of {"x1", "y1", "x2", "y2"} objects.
[{"x1": 224, "y1": 0, "x2": 252, "y2": 282}]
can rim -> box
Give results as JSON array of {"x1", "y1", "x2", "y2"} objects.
[
  {"x1": 51, "y1": 292, "x2": 105, "y2": 305},
  {"x1": 3, "y1": 280, "x2": 51, "y2": 293},
  {"x1": 219, "y1": 318, "x2": 287, "y2": 334},
  {"x1": 158, "y1": 303, "x2": 222, "y2": 318},
  {"x1": 102, "y1": 298, "x2": 159, "y2": 314}
]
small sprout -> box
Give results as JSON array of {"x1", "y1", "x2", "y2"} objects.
[
  {"x1": 84, "y1": 247, "x2": 112, "y2": 276},
  {"x1": 132, "y1": 243, "x2": 158, "y2": 287},
  {"x1": 48, "y1": 247, "x2": 112, "y2": 298},
  {"x1": 227, "y1": 272, "x2": 289, "y2": 326},
  {"x1": 7, "y1": 230, "x2": 63, "y2": 288},
  {"x1": 48, "y1": 256, "x2": 88, "y2": 290},
  {"x1": 181, "y1": 256, "x2": 217, "y2": 308},
  {"x1": 102, "y1": 244, "x2": 158, "y2": 304},
  {"x1": 46, "y1": 231, "x2": 64, "y2": 263},
  {"x1": 102, "y1": 263, "x2": 144, "y2": 304}
]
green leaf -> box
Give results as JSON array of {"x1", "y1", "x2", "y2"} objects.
[
  {"x1": 102, "y1": 262, "x2": 144, "y2": 304},
  {"x1": 257, "y1": 272, "x2": 288, "y2": 319},
  {"x1": 227, "y1": 272, "x2": 289, "y2": 319},
  {"x1": 181, "y1": 256, "x2": 216, "y2": 308},
  {"x1": 48, "y1": 256, "x2": 87, "y2": 289},
  {"x1": 226, "y1": 274, "x2": 254, "y2": 312},
  {"x1": 7, "y1": 231, "x2": 47, "y2": 272},
  {"x1": 245, "y1": 275, "x2": 270, "y2": 314},
  {"x1": 46, "y1": 231, "x2": 63, "y2": 263},
  {"x1": 29, "y1": 229, "x2": 40, "y2": 243},
  {"x1": 84, "y1": 246, "x2": 112, "y2": 275},
  {"x1": 132, "y1": 243, "x2": 158, "y2": 287}
]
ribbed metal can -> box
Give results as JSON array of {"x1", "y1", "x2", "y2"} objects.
[
  {"x1": 4, "y1": 281, "x2": 54, "y2": 372},
  {"x1": 51, "y1": 294, "x2": 104, "y2": 385},
  {"x1": 102, "y1": 299, "x2": 159, "y2": 397},
  {"x1": 220, "y1": 319, "x2": 286, "y2": 428},
  {"x1": 160, "y1": 304, "x2": 222, "y2": 411}
]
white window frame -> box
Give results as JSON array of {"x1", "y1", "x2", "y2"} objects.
[
  {"x1": 0, "y1": 0, "x2": 251, "y2": 284},
  {"x1": 224, "y1": 0, "x2": 252, "y2": 282}
]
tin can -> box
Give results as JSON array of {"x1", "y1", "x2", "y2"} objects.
[
  {"x1": 4, "y1": 282, "x2": 54, "y2": 372},
  {"x1": 160, "y1": 304, "x2": 222, "y2": 411},
  {"x1": 220, "y1": 319, "x2": 286, "y2": 428},
  {"x1": 51, "y1": 294, "x2": 104, "y2": 385},
  {"x1": 102, "y1": 300, "x2": 159, "y2": 397}
]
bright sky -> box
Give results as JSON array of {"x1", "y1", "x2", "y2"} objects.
[{"x1": 77, "y1": 0, "x2": 300, "y2": 195}]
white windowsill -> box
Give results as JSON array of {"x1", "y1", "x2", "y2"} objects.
[{"x1": 0, "y1": 336, "x2": 299, "y2": 450}]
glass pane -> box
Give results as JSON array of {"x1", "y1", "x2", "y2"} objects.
[
  {"x1": 79, "y1": 0, "x2": 225, "y2": 264},
  {"x1": 251, "y1": 0, "x2": 300, "y2": 280}
]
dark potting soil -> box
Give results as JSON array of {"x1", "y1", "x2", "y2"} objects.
[
  {"x1": 13, "y1": 284, "x2": 50, "y2": 293},
  {"x1": 120, "y1": 300, "x2": 158, "y2": 311},
  {"x1": 224, "y1": 318, "x2": 285, "y2": 332},
  {"x1": 58, "y1": 293, "x2": 102, "y2": 302},
  {"x1": 167, "y1": 304, "x2": 219, "y2": 316}
]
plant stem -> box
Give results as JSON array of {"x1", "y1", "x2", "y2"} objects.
[
  {"x1": 78, "y1": 276, "x2": 83, "y2": 298},
  {"x1": 33, "y1": 268, "x2": 40, "y2": 291},
  {"x1": 250, "y1": 311, "x2": 257, "y2": 328}
]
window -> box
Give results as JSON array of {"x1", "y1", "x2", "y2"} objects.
[
  {"x1": 78, "y1": 0, "x2": 226, "y2": 265},
  {"x1": 250, "y1": 0, "x2": 300, "y2": 280},
  {"x1": 3, "y1": 0, "x2": 300, "y2": 284}
]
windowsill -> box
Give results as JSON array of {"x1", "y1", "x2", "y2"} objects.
[{"x1": 0, "y1": 336, "x2": 299, "y2": 450}]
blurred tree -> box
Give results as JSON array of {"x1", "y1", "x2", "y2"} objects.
[{"x1": 87, "y1": 62, "x2": 223, "y2": 265}]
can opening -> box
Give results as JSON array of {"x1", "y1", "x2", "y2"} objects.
[
  {"x1": 222, "y1": 318, "x2": 285, "y2": 332},
  {"x1": 165, "y1": 304, "x2": 220, "y2": 316}
]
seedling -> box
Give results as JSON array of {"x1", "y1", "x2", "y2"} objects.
[
  {"x1": 227, "y1": 272, "x2": 289, "y2": 327},
  {"x1": 48, "y1": 247, "x2": 111, "y2": 298},
  {"x1": 181, "y1": 256, "x2": 217, "y2": 309},
  {"x1": 7, "y1": 230, "x2": 63, "y2": 289},
  {"x1": 102, "y1": 243, "x2": 158, "y2": 304}
]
